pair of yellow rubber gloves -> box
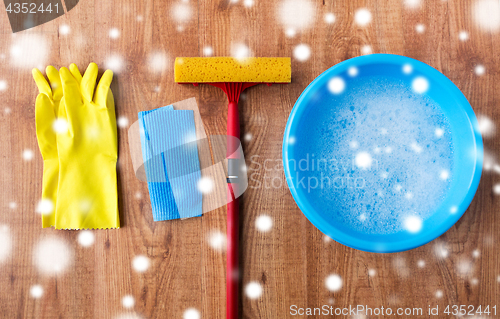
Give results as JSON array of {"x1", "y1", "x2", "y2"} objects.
[{"x1": 33, "y1": 63, "x2": 119, "y2": 229}]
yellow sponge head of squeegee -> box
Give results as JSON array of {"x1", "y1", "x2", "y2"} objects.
[{"x1": 174, "y1": 57, "x2": 291, "y2": 83}]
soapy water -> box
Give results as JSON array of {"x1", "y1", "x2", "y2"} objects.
[{"x1": 292, "y1": 71, "x2": 454, "y2": 235}]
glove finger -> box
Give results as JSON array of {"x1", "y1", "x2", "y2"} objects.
[
  {"x1": 81, "y1": 62, "x2": 98, "y2": 101},
  {"x1": 60, "y1": 67, "x2": 82, "y2": 126},
  {"x1": 35, "y1": 93, "x2": 57, "y2": 158},
  {"x1": 69, "y1": 63, "x2": 83, "y2": 85},
  {"x1": 94, "y1": 69, "x2": 114, "y2": 107},
  {"x1": 32, "y1": 68, "x2": 52, "y2": 97},
  {"x1": 46, "y1": 66, "x2": 63, "y2": 101}
]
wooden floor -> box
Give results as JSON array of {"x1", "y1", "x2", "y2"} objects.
[{"x1": 1, "y1": 0, "x2": 500, "y2": 318}]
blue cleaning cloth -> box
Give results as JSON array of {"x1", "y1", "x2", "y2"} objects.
[{"x1": 139, "y1": 105, "x2": 202, "y2": 221}]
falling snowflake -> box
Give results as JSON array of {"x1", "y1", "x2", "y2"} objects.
[
  {"x1": 245, "y1": 282, "x2": 263, "y2": 299},
  {"x1": 231, "y1": 43, "x2": 252, "y2": 60},
  {"x1": 439, "y1": 170, "x2": 449, "y2": 180},
  {"x1": 348, "y1": 67, "x2": 359, "y2": 77},
  {"x1": 122, "y1": 295, "x2": 135, "y2": 308},
  {"x1": 410, "y1": 142, "x2": 423, "y2": 153},
  {"x1": 10, "y1": 34, "x2": 49, "y2": 69},
  {"x1": 402, "y1": 64, "x2": 413, "y2": 74},
  {"x1": 477, "y1": 115, "x2": 495, "y2": 137},
  {"x1": 8, "y1": 202, "x2": 17, "y2": 209},
  {"x1": 203, "y1": 46, "x2": 213, "y2": 56},
  {"x1": 183, "y1": 308, "x2": 201, "y2": 319},
  {"x1": 36, "y1": 199, "x2": 54, "y2": 215},
  {"x1": 78, "y1": 231, "x2": 95, "y2": 247},
  {"x1": 472, "y1": 249, "x2": 480, "y2": 258},
  {"x1": 361, "y1": 45, "x2": 372, "y2": 55},
  {"x1": 435, "y1": 243, "x2": 448, "y2": 258},
  {"x1": 23, "y1": 149, "x2": 34, "y2": 161},
  {"x1": 171, "y1": 2, "x2": 192, "y2": 24},
  {"x1": 293, "y1": 44, "x2": 311, "y2": 61},
  {"x1": 435, "y1": 128, "x2": 444, "y2": 137},
  {"x1": 285, "y1": 28, "x2": 297, "y2": 37},
  {"x1": 255, "y1": 215, "x2": 273, "y2": 232},
  {"x1": 368, "y1": 269, "x2": 376, "y2": 277},
  {"x1": 404, "y1": 215, "x2": 422, "y2": 233},
  {"x1": 415, "y1": 23, "x2": 425, "y2": 33},
  {"x1": 349, "y1": 140, "x2": 359, "y2": 149},
  {"x1": 105, "y1": 55, "x2": 126, "y2": 73},
  {"x1": 355, "y1": 152, "x2": 372, "y2": 169},
  {"x1": 147, "y1": 51, "x2": 168, "y2": 74},
  {"x1": 325, "y1": 274, "x2": 343, "y2": 292},
  {"x1": 0, "y1": 225, "x2": 12, "y2": 264},
  {"x1": 117, "y1": 116, "x2": 130, "y2": 128},
  {"x1": 34, "y1": 237, "x2": 73, "y2": 275},
  {"x1": 243, "y1": 0, "x2": 254, "y2": 7},
  {"x1": 471, "y1": 278, "x2": 479, "y2": 285},
  {"x1": 328, "y1": 77, "x2": 345, "y2": 94},
  {"x1": 136, "y1": 15, "x2": 144, "y2": 22},
  {"x1": 449, "y1": 206, "x2": 458, "y2": 214},
  {"x1": 459, "y1": 31, "x2": 469, "y2": 41},
  {"x1": 473, "y1": 0, "x2": 500, "y2": 32},
  {"x1": 404, "y1": 0, "x2": 422, "y2": 9},
  {"x1": 132, "y1": 255, "x2": 150, "y2": 272},
  {"x1": 109, "y1": 28, "x2": 121, "y2": 39},
  {"x1": 277, "y1": 0, "x2": 315, "y2": 31},
  {"x1": 244, "y1": 133, "x2": 252, "y2": 141},
  {"x1": 475, "y1": 64, "x2": 485, "y2": 76},
  {"x1": 52, "y1": 118, "x2": 69, "y2": 134},
  {"x1": 134, "y1": 192, "x2": 142, "y2": 199},
  {"x1": 288, "y1": 136, "x2": 296, "y2": 145},
  {"x1": 0, "y1": 80, "x2": 7, "y2": 91},
  {"x1": 417, "y1": 259, "x2": 426, "y2": 268},
  {"x1": 354, "y1": 8, "x2": 372, "y2": 26},
  {"x1": 412, "y1": 76, "x2": 429, "y2": 94},
  {"x1": 324, "y1": 13, "x2": 336, "y2": 24},
  {"x1": 435, "y1": 290, "x2": 443, "y2": 298},
  {"x1": 197, "y1": 177, "x2": 214, "y2": 194},
  {"x1": 4, "y1": 107, "x2": 11, "y2": 114},
  {"x1": 30, "y1": 285, "x2": 44, "y2": 298},
  {"x1": 208, "y1": 231, "x2": 226, "y2": 250}
]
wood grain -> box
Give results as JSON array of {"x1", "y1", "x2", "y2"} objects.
[{"x1": 1, "y1": 0, "x2": 499, "y2": 318}]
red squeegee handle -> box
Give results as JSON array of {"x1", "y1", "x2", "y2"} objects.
[{"x1": 227, "y1": 100, "x2": 239, "y2": 319}]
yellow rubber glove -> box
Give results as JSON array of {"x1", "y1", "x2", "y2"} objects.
[
  {"x1": 55, "y1": 63, "x2": 120, "y2": 229},
  {"x1": 32, "y1": 66, "x2": 62, "y2": 228}
]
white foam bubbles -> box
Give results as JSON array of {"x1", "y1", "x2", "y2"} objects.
[
  {"x1": 255, "y1": 215, "x2": 273, "y2": 232},
  {"x1": 132, "y1": 255, "x2": 150, "y2": 272},
  {"x1": 147, "y1": 51, "x2": 168, "y2": 74},
  {"x1": 30, "y1": 285, "x2": 44, "y2": 298},
  {"x1": 412, "y1": 76, "x2": 429, "y2": 93},
  {"x1": 34, "y1": 237, "x2": 73, "y2": 275},
  {"x1": 293, "y1": 44, "x2": 311, "y2": 62},
  {"x1": 473, "y1": 0, "x2": 500, "y2": 32},
  {"x1": 325, "y1": 274, "x2": 343, "y2": 292},
  {"x1": 277, "y1": 0, "x2": 315, "y2": 31},
  {"x1": 404, "y1": 215, "x2": 422, "y2": 233},
  {"x1": 183, "y1": 308, "x2": 201, "y2": 319},
  {"x1": 355, "y1": 8, "x2": 372, "y2": 26},
  {"x1": 78, "y1": 231, "x2": 95, "y2": 247},
  {"x1": 328, "y1": 77, "x2": 345, "y2": 94},
  {"x1": 245, "y1": 282, "x2": 263, "y2": 299},
  {"x1": 355, "y1": 152, "x2": 372, "y2": 169}
]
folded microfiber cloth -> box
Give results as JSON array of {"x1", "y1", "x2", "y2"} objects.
[{"x1": 139, "y1": 105, "x2": 202, "y2": 221}]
